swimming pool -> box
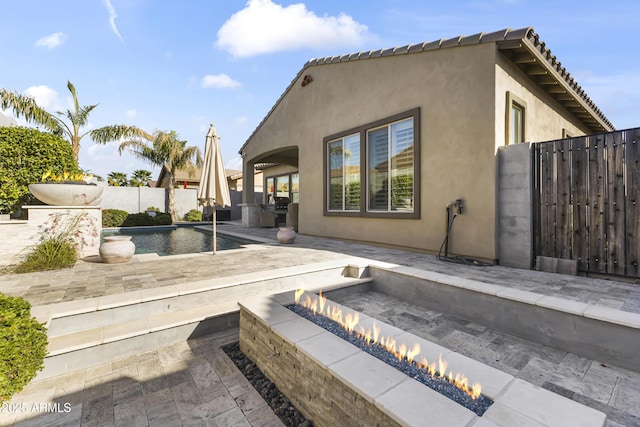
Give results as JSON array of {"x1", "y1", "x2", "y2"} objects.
[{"x1": 101, "y1": 226, "x2": 258, "y2": 256}]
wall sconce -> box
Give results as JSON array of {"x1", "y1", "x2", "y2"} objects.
[{"x1": 301, "y1": 74, "x2": 313, "y2": 87}]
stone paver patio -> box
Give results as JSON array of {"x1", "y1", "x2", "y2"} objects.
[{"x1": 0, "y1": 221, "x2": 639, "y2": 426}]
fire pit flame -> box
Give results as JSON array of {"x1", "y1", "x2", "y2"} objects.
[{"x1": 294, "y1": 289, "x2": 483, "y2": 401}]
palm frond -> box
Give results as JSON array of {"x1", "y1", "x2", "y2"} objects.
[
  {"x1": 90, "y1": 125, "x2": 153, "y2": 144},
  {"x1": 0, "y1": 88, "x2": 63, "y2": 135}
]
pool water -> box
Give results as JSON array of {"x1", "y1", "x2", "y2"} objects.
[{"x1": 101, "y1": 227, "x2": 257, "y2": 256}]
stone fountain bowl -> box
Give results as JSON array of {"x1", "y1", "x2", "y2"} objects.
[{"x1": 28, "y1": 183, "x2": 104, "y2": 206}]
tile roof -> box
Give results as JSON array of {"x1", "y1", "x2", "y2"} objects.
[{"x1": 240, "y1": 27, "x2": 614, "y2": 155}]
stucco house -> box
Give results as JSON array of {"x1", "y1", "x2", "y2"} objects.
[{"x1": 238, "y1": 27, "x2": 614, "y2": 263}]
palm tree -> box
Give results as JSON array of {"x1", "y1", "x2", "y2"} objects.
[
  {"x1": 129, "y1": 169, "x2": 152, "y2": 187},
  {"x1": 116, "y1": 130, "x2": 202, "y2": 220},
  {"x1": 107, "y1": 172, "x2": 129, "y2": 187},
  {"x1": 1, "y1": 81, "x2": 144, "y2": 162}
]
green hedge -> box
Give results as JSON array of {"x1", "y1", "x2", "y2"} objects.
[
  {"x1": 0, "y1": 294, "x2": 48, "y2": 403},
  {"x1": 0, "y1": 127, "x2": 79, "y2": 214},
  {"x1": 102, "y1": 209, "x2": 172, "y2": 227},
  {"x1": 102, "y1": 209, "x2": 129, "y2": 227}
]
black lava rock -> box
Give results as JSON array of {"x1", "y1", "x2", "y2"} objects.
[{"x1": 222, "y1": 342, "x2": 314, "y2": 427}]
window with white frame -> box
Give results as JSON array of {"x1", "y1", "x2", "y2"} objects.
[
  {"x1": 324, "y1": 108, "x2": 419, "y2": 218},
  {"x1": 328, "y1": 134, "x2": 360, "y2": 211},
  {"x1": 368, "y1": 118, "x2": 414, "y2": 212}
]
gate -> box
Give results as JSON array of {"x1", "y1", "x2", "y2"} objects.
[{"x1": 533, "y1": 127, "x2": 640, "y2": 278}]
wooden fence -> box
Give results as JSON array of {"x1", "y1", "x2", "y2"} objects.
[{"x1": 533, "y1": 127, "x2": 640, "y2": 278}]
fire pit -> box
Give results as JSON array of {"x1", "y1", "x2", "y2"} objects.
[
  {"x1": 289, "y1": 290, "x2": 492, "y2": 415},
  {"x1": 238, "y1": 290, "x2": 608, "y2": 427}
]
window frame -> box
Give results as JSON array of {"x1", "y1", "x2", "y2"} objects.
[
  {"x1": 506, "y1": 91, "x2": 527, "y2": 145},
  {"x1": 264, "y1": 172, "x2": 299, "y2": 204},
  {"x1": 323, "y1": 108, "x2": 420, "y2": 219}
]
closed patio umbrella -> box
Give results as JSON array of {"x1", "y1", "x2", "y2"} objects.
[{"x1": 197, "y1": 124, "x2": 231, "y2": 254}]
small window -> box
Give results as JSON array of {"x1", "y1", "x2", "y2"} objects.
[
  {"x1": 511, "y1": 103, "x2": 524, "y2": 144},
  {"x1": 506, "y1": 92, "x2": 527, "y2": 145}
]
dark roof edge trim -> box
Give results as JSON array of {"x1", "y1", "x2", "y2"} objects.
[{"x1": 239, "y1": 27, "x2": 612, "y2": 154}]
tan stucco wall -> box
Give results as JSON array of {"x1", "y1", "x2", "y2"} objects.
[
  {"x1": 243, "y1": 43, "x2": 592, "y2": 261},
  {"x1": 244, "y1": 43, "x2": 499, "y2": 260}
]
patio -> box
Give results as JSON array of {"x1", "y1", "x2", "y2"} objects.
[{"x1": 0, "y1": 221, "x2": 639, "y2": 426}]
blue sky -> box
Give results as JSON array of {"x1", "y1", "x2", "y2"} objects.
[{"x1": 1, "y1": 0, "x2": 638, "y2": 181}]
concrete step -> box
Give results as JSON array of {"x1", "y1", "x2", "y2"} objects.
[{"x1": 34, "y1": 259, "x2": 374, "y2": 380}]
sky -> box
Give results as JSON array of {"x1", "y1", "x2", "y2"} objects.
[{"x1": 1, "y1": 0, "x2": 639, "y2": 181}]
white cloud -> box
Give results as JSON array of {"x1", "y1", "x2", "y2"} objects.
[
  {"x1": 24, "y1": 85, "x2": 62, "y2": 111},
  {"x1": 103, "y1": 0, "x2": 124, "y2": 43},
  {"x1": 226, "y1": 156, "x2": 243, "y2": 171},
  {"x1": 126, "y1": 109, "x2": 136, "y2": 119},
  {"x1": 216, "y1": 0, "x2": 371, "y2": 57},
  {"x1": 201, "y1": 74, "x2": 242, "y2": 89},
  {"x1": 35, "y1": 32, "x2": 68, "y2": 49}
]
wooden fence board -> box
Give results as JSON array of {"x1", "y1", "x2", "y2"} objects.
[
  {"x1": 587, "y1": 134, "x2": 607, "y2": 273},
  {"x1": 605, "y1": 132, "x2": 625, "y2": 275},
  {"x1": 540, "y1": 143, "x2": 556, "y2": 257},
  {"x1": 571, "y1": 138, "x2": 588, "y2": 272},
  {"x1": 556, "y1": 138, "x2": 573, "y2": 259},
  {"x1": 625, "y1": 130, "x2": 640, "y2": 277}
]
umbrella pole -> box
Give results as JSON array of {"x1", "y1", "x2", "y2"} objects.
[{"x1": 213, "y1": 207, "x2": 217, "y2": 255}]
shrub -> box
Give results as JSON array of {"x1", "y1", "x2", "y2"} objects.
[
  {"x1": 184, "y1": 209, "x2": 202, "y2": 222},
  {"x1": 102, "y1": 209, "x2": 129, "y2": 227},
  {"x1": 13, "y1": 238, "x2": 77, "y2": 273},
  {"x1": 122, "y1": 213, "x2": 155, "y2": 227},
  {"x1": 101, "y1": 209, "x2": 173, "y2": 227},
  {"x1": 153, "y1": 213, "x2": 172, "y2": 225},
  {"x1": 0, "y1": 127, "x2": 79, "y2": 214},
  {"x1": 0, "y1": 293, "x2": 48, "y2": 403},
  {"x1": 145, "y1": 206, "x2": 161, "y2": 212},
  {"x1": 13, "y1": 212, "x2": 97, "y2": 273}
]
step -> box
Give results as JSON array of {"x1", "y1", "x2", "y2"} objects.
[{"x1": 34, "y1": 258, "x2": 374, "y2": 380}]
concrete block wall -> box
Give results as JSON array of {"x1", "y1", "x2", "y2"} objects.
[
  {"x1": 0, "y1": 206, "x2": 101, "y2": 266},
  {"x1": 497, "y1": 143, "x2": 533, "y2": 269},
  {"x1": 100, "y1": 186, "x2": 198, "y2": 219}
]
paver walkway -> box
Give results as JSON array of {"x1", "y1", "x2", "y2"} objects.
[
  {"x1": 0, "y1": 221, "x2": 639, "y2": 426},
  {"x1": 1, "y1": 329, "x2": 282, "y2": 427},
  {"x1": 2, "y1": 222, "x2": 638, "y2": 314}
]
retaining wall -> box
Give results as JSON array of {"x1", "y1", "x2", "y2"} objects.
[{"x1": 0, "y1": 206, "x2": 101, "y2": 266}]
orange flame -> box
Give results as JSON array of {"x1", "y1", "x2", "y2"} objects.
[{"x1": 294, "y1": 289, "x2": 483, "y2": 401}]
